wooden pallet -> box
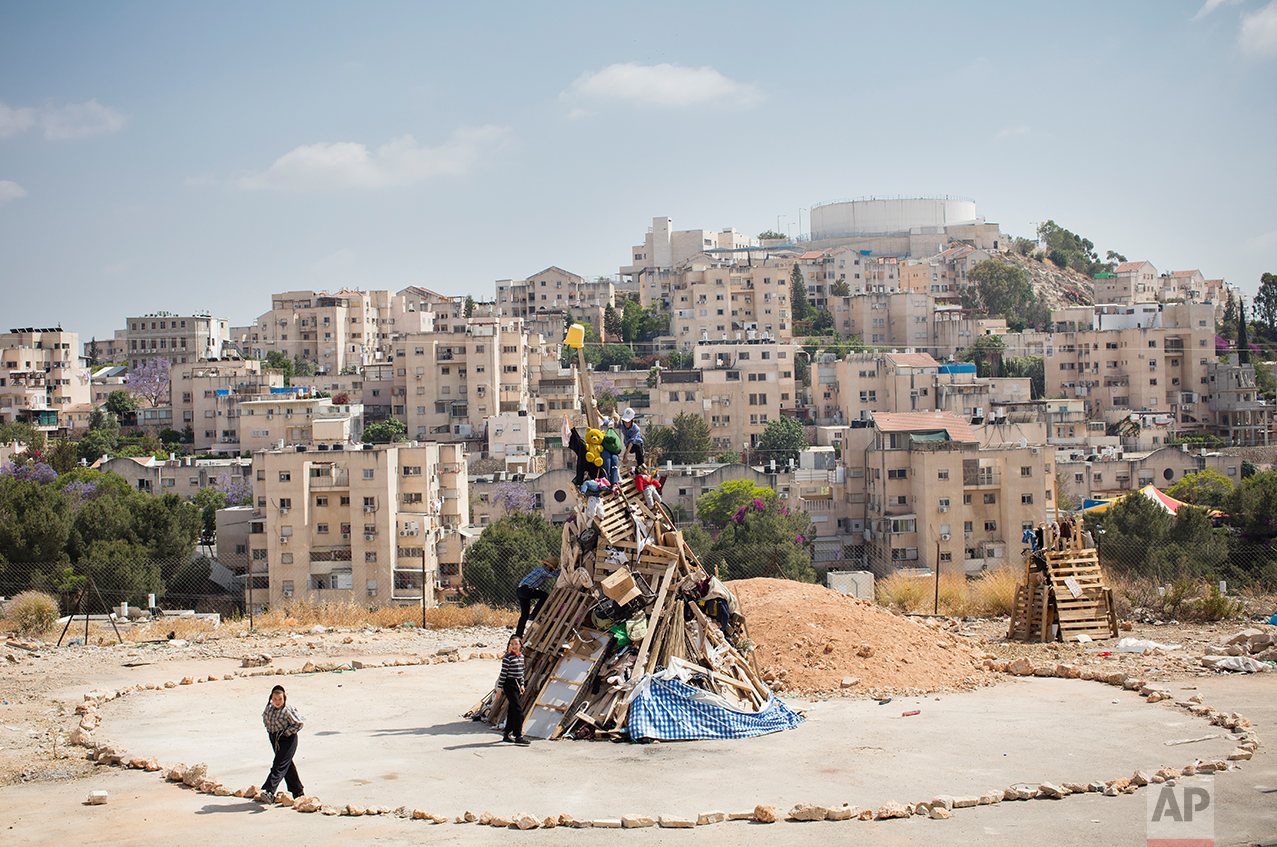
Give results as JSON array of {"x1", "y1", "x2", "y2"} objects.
[{"x1": 1009, "y1": 539, "x2": 1118, "y2": 642}]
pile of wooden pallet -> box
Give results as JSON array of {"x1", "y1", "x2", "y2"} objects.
[
  {"x1": 468, "y1": 332, "x2": 771, "y2": 740},
  {"x1": 1008, "y1": 524, "x2": 1118, "y2": 643},
  {"x1": 469, "y1": 470, "x2": 769, "y2": 740}
]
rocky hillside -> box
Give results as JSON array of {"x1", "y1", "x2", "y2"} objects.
[{"x1": 997, "y1": 250, "x2": 1094, "y2": 310}]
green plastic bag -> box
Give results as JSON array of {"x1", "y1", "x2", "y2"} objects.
[
  {"x1": 602, "y1": 427, "x2": 622, "y2": 455},
  {"x1": 609, "y1": 624, "x2": 630, "y2": 646}
]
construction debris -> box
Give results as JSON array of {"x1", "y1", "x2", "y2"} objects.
[{"x1": 1009, "y1": 521, "x2": 1118, "y2": 643}]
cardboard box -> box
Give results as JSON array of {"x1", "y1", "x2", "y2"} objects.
[{"x1": 600, "y1": 567, "x2": 641, "y2": 606}]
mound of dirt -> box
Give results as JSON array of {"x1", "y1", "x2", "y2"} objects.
[{"x1": 730, "y1": 578, "x2": 994, "y2": 696}]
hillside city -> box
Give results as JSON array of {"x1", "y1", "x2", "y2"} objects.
[{"x1": 2, "y1": 197, "x2": 1275, "y2": 611}]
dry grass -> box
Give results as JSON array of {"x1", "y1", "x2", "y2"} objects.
[
  {"x1": 128, "y1": 617, "x2": 222, "y2": 642},
  {"x1": 248, "y1": 600, "x2": 516, "y2": 632},
  {"x1": 877, "y1": 567, "x2": 1021, "y2": 618}
]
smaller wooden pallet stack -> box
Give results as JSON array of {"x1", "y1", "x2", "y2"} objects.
[{"x1": 1008, "y1": 523, "x2": 1118, "y2": 643}]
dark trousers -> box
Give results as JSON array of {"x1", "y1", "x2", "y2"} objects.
[
  {"x1": 516, "y1": 585, "x2": 548, "y2": 638},
  {"x1": 503, "y1": 680, "x2": 526, "y2": 739},
  {"x1": 628, "y1": 444, "x2": 644, "y2": 467},
  {"x1": 263, "y1": 731, "x2": 303, "y2": 796}
]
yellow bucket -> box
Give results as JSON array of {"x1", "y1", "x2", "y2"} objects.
[{"x1": 564, "y1": 323, "x2": 586, "y2": 349}]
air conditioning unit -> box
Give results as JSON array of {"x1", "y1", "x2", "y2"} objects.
[
  {"x1": 280, "y1": 536, "x2": 289, "y2": 544},
  {"x1": 779, "y1": 492, "x2": 789, "y2": 499},
  {"x1": 941, "y1": 533, "x2": 951, "y2": 541},
  {"x1": 279, "y1": 507, "x2": 289, "y2": 515},
  {"x1": 365, "y1": 534, "x2": 376, "y2": 541},
  {"x1": 938, "y1": 506, "x2": 948, "y2": 513},
  {"x1": 363, "y1": 505, "x2": 375, "y2": 512},
  {"x1": 341, "y1": 532, "x2": 350, "y2": 540}
]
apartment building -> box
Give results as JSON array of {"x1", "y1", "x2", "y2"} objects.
[
  {"x1": 1093, "y1": 261, "x2": 1158, "y2": 305},
  {"x1": 497, "y1": 267, "x2": 616, "y2": 324},
  {"x1": 834, "y1": 352, "x2": 1033, "y2": 425},
  {"x1": 850, "y1": 412, "x2": 1050, "y2": 576},
  {"x1": 1043, "y1": 302, "x2": 1216, "y2": 431},
  {"x1": 0, "y1": 327, "x2": 89, "y2": 430},
  {"x1": 251, "y1": 442, "x2": 468, "y2": 609},
  {"x1": 688, "y1": 339, "x2": 798, "y2": 454},
  {"x1": 392, "y1": 317, "x2": 550, "y2": 442},
  {"x1": 1206, "y1": 355, "x2": 1272, "y2": 446},
  {"x1": 668, "y1": 258, "x2": 790, "y2": 348},
  {"x1": 1055, "y1": 444, "x2": 1248, "y2": 504},
  {"x1": 170, "y1": 360, "x2": 286, "y2": 453},
  {"x1": 95, "y1": 454, "x2": 251, "y2": 499},
  {"x1": 123, "y1": 313, "x2": 228, "y2": 370},
  {"x1": 832, "y1": 291, "x2": 936, "y2": 349},
  {"x1": 238, "y1": 395, "x2": 364, "y2": 453},
  {"x1": 622, "y1": 217, "x2": 758, "y2": 306}
]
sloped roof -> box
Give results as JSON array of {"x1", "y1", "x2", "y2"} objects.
[
  {"x1": 1115, "y1": 261, "x2": 1151, "y2": 273},
  {"x1": 1167, "y1": 269, "x2": 1202, "y2": 278},
  {"x1": 871, "y1": 411, "x2": 978, "y2": 443}
]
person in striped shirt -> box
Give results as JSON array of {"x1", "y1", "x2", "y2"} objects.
[{"x1": 498, "y1": 635, "x2": 529, "y2": 744}]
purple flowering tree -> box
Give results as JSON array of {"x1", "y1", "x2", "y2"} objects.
[
  {"x1": 490, "y1": 481, "x2": 537, "y2": 515},
  {"x1": 126, "y1": 358, "x2": 171, "y2": 407},
  {"x1": 61, "y1": 479, "x2": 99, "y2": 509},
  {"x1": 0, "y1": 461, "x2": 58, "y2": 485}
]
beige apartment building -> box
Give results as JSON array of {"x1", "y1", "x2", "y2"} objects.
[
  {"x1": 688, "y1": 339, "x2": 798, "y2": 454},
  {"x1": 170, "y1": 360, "x2": 286, "y2": 453},
  {"x1": 95, "y1": 454, "x2": 251, "y2": 499},
  {"x1": 0, "y1": 327, "x2": 89, "y2": 430},
  {"x1": 238, "y1": 395, "x2": 364, "y2": 453},
  {"x1": 249, "y1": 442, "x2": 468, "y2": 609},
  {"x1": 123, "y1": 313, "x2": 228, "y2": 370},
  {"x1": 392, "y1": 317, "x2": 551, "y2": 442},
  {"x1": 833, "y1": 352, "x2": 1033, "y2": 427},
  {"x1": 1095, "y1": 261, "x2": 1158, "y2": 305},
  {"x1": 1055, "y1": 444, "x2": 1248, "y2": 504},
  {"x1": 1043, "y1": 302, "x2": 1216, "y2": 431},
  {"x1": 496, "y1": 267, "x2": 616, "y2": 326},
  {"x1": 1206, "y1": 356, "x2": 1272, "y2": 446},
  {"x1": 850, "y1": 412, "x2": 1051, "y2": 576},
  {"x1": 243, "y1": 287, "x2": 457, "y2": 375}
]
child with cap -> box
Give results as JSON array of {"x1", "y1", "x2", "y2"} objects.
[{"x1": 619, "y1": 407, "x2": 644, "y2": 473}]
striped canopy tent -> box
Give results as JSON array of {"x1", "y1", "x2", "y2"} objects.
[{"x1": 1080, "y1": 484, "x2": 1195, "y2": 516}]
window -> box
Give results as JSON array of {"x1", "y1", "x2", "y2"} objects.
[
  {"x1": 983, "y1": 493, "x2": 996, "y2": 504},
  {"x1": 1020, "y1": 466, "x2": 1032, "y2": 477},
  {"x1": 887, "y1": 468, "x2": 908, "y2": 479},
  {"x1": 363, "y1": 496, "x2": 375, "y2": 508},
  {"x1": 403, "y1": 466, "x2": 421, "y2": 476},
  {"x1": 963, "y1": 494, "x2": 972, "y2": 505},
  {"x1": 984, "y1": 521, "x2": 997, "y2": 531},
  {"x1": 939, "y1": 552, "x2": 952, "y2": 562},
  {"x1": 317, "y1": 523, "x2": 328, "y2": 534},
  {"x1": 404, "y1": 492, "x2": 423, "y2": 504},
  {"x1": 1021, "y1": 494, "x2": 1033, "y2": 504},
  {"x1": 365, "y1": 552, "x2": 377, "y2": 563},
  {"x1": 278, "y1": 472, "x2": 291, "y2": 482},
  {"x1": 252, "y1": 548, "x2": 268, "y2": 560},
  {"x1": 964, "y1": 521, "x2": 973, "y2": 532},
  {"x1": 938, "y1": 498, "x2": 950, "y2": 509},
  {"x1": 937, "y1": 470, "x2": 949, "y2": 480},
  {"x1": 340, "y1": 496, "x2": 350, "y2": 506},
  {"x1": 362, "y1": 468, "x2": 375, "y2": 479},
  {"x1": 315, "y1": 496, "x2": 328, "y2": 507}
]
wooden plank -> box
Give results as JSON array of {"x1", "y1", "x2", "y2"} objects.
[{"x1": 634, "y1": 557, "x2": 678, "y2": 675}]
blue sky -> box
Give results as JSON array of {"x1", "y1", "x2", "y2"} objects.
[{"x1": 2, "y1": 1, "x2": 1274, "y2": 343}]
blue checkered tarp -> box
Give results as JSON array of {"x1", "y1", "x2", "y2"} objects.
[{"x1": 626, "y1": 676, "x2": 804, "y2": 742}]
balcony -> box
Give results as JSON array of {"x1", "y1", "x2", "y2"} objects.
[
  {"x1": 309, "y1": 468, "x2": 350, "y2": 488},
  {"x1": 962, "y1": 469, "x2": 999, "y2": 487}
]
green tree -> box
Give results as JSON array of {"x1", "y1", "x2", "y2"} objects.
[
  {"x1": 460, "y1": 512, "x2": 560, "y2": 607},
  {"x1": 1241, "y1": 459, "x2": 1257, "y2": 479},
  {"x1": 293, "y1": 355, "x2": 318, "y2": 377},
  {"x1": 790, "y1": 264, "x2": 814, "y2": 323},
  {"x1": 1254, "y1": 364, "x2": 1276, "y2": 402},
  {"x1": 757, "y1": 230, "x2": 785, "y2": 240},
  {"x1": 829, "y1": 279, "x2": 851, "y2": 298},
  {"x1": 621, "y1": 299, "x2": 643, "y2": 344},
  {"x1": 598, "y1": 344, "x2": 634, "y2": 370},
  {"x1": 104, "y1": 389, "x2": 138, "y2": 419},
  {"x1": 1255, "y1": 273, "x2": 1277, "y2": 335},
  {"x1": 697, "y1": 493, "x2": 817, "y2": 583},
  {"x1": 715, "y1": 449, "x2": 741, "y2": 464},
  {"x1": 78, "y1": 407, "x2": 120, "y2": 463},
  {"x1": 644, "y1": 412, "x2": 711, "y2": 464},
  {"x1": 1167, "y1": 469, "x2": 1234, "y2": 509},
  {"x1": 464, "y1": 295, "x2": 476, "y2": 318},
  {"x1": 696, "y1": 479, "x2": 773, "y2": 527},
  {"x1": 1002, "y1": 356, "x2": 1045, "y2": 399},
  {"x1": 603, "y1": 303, "x2": 623, "y2": 340},
  {"x1": 961, "y1": 334, "x2": 1007, "y2": 378},
  {"x1": 86, "y1": 337, "x2": 100, "y2": 367},
  {"x1": 755, "y1": 416, "x2": 807, "y2": 465},
  {"x1": 263, "y1": 351, "x2": 294, "y2": 384},
  {"x1": 794, "y1": 353, "x2": 810, "y2": 388},
  {"x1": 46, "y1": 436, "x2": 79, "y2": 475},
  {"x1": 1222, "y1": 470, "x2": 1277, "y2": 588},
  {"x1": 1089, "y1": 490, "x2": 1171, "y2": 574},
  {"x1": 362, "y1": 418, "x2": 407, "y2": 444},
  {"x1": 965, "y1": 261, "x2": 1031, "y2": 317}
]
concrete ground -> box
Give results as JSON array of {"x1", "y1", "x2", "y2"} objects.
[{"x1": 1, "y1": 655, "x2": 1273, "y2": 847}]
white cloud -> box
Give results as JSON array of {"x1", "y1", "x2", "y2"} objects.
[
  {"x1": 0, "y1": 99, "x2": 126, "y2": 140},
  {"x1": 0, "y1": 103, "x2": 36, "y2": 137},
  {"x1": 1192, "y1": 0, "x2": 1243, "y2": 20},
  {"x1": 236, "y1": 125, "x2": 512, "y2": 191},
  {"x1": 996, "y1": 125, "x2": 1032, "y2": 139},
  {"x1": 562, "y1": 62, "x2": 762, "y2": 110},
  {"x1": 0, "y1": 180, "x2": 28, "y2": 206},
  {"x1": 312, "y1": 248, "x2": 357, "y2": 273},
  {"x1": 1240, "y1": 1, "x2": 1277, "y2": 56}
]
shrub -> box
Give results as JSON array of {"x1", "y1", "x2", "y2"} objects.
[
  {"x1": 3, "y1": 591, "x2": 59, "y2": 637},
  {"x1": 969, "y1": 567, "x2": 1019, "y2": 618},
  {"x1": 1188, "y1": 585, "x2": 1244, "y2": 622}
]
